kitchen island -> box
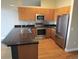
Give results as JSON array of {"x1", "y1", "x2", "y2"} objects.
[
  {"x1": 2, "y1": 24, "x2": 56, "y2": 59},
  {"x1": 2, "y1": 28, "x2": 39, "y2": 59}
]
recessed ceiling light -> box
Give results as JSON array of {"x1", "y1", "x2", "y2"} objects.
[{"x1": 10, "y1": 4, "x2": 15, "y2": 6}]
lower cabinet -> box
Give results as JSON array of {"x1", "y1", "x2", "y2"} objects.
[
  {"x1": 17, "y1": 44, "x2": 38, "y2": 59},
  {"x1": 50, "y1": 29, "x2": 56, "y2": 40},
  {"x1": 46, "y1": 28, "x2": 51, "y2": 38},
  {"x1": 31, "y1": 28, "x2": 56, "y2": 38},
  {"x1": 11, "y1": 44, "x2": 38, "y2": 59},
  {"x1": 32, "y1": 28, "x2": 36, "y2": 36}
]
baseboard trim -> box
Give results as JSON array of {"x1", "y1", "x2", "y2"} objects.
[{"x1": 65, "y1": 48, "x2": 78, "y2": 52}]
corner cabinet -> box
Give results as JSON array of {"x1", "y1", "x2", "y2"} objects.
[
  {"x1": 45, "y1": 28, "x2": 51, "y2": 38},
  {"x1": 32, "y1": 28, "x2": 36, "y2": 36},
  {"x1": 50, "y1": 29, "x2": 56, "y2": 40}
]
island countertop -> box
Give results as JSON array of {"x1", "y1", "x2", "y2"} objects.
[
  {"x1": 14, "y1": 24, "x2": 56, "y2": 29},
  {"x1": 2, "y1": 28, "x2": 39, "y2": 46}
]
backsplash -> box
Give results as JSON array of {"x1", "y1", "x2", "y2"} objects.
[
  {"x1": 19, "y1": 20, "x2": 56, "y2": 25},
  {"x1": 19, "y1": 20, "x2": 36, "y2": 25}
]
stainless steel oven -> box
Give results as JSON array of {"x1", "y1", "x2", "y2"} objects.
[
  {"x1": 36, "y1": 28, "x2": 46, "y2": 37},
  {"x1": 35, "y1": 14, "x2": 46, "y2": 37}
]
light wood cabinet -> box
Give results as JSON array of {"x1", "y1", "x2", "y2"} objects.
[
  {"x1": 54, "y1": 6, "x2": 70, "y2": 20},
  {"x1": 18, "y1": 7, "x2": 36, "y2": 21},
  {"x1": 18, "y1": 44, "x2": 38, "y2": 59},
  {"x1": 31, "y1": 28, "x2": 56, "y2": 38},
  {"x1": 18, "y1": 7, "x2": 55, "y2": 21},
  {"x1": 46, "y1": 28, "x2": 51, "y2": 38},
  {"x1": 32, "y1": 28, "x2": 36, "y2": 36},
  {"x1": 50, "y1": 29, "x2": 56, "y2": 40}
]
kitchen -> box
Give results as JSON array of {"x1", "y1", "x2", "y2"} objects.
[{"x1": 1, "y1": 0, "x2": 78, "y2": 59}]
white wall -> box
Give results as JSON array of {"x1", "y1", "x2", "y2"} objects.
[
  {"x1": 55, "y1": 0, "x2": 73, "y2": 8},
  {"x1": 1, "y1": 0, "x2": 21, "y2": 40},
  {"x1": 22, "y1": 0, "x2": 41, "y2": 6},
  {"x1": 65, "y1": 0, "x2": 78, "y2": 52},
  {"x1": 41, "y1": 0, "x2": 73, "y2": 8},
  {"x1": 41, "y1": 0, "x2": 56, "y2": 9}
]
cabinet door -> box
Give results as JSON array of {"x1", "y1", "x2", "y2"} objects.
[
  {"x1": 46, "y1": 28, "x2": 51, "y2": 38},
  {"x1": 32, "y1": 28, "x2": 36, "y2": 36},
  {"x1": 18, "y1": 44, "x2": 38, "y2": 59},
  {"x1": 18, "y1": 7, "x2": 35, "y2": 21},
  {"x1": 18, "y1": 7, "x2": 54, "y2": 21},
  {"x1": 50, "y1": 29, "x2": 56, "y2": 40}
]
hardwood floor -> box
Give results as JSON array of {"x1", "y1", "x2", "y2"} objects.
[
  {"x1": 38, "y1": 38, "x2": 78, "y2": 59},
  {"x1": 1, "y1": 38, "x2": 78, "y2": 59}
]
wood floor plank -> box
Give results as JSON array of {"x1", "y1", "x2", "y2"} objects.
[{"x1": 38, "y1": 38, "x2": 78, "y2": 59}]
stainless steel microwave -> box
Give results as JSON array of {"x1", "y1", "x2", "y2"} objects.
[{"x1": 36, "y1": 14, "x2": 44, "y2": 21}]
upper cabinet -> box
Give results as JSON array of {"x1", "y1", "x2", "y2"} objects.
[
  {"x1": 18, "y1": 7, "x2": 55, "y2": 21},
  {"x1": 22, "y1": 0, "x2": 41, "y2": 6}
]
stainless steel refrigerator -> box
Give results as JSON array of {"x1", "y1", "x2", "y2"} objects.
[{"x1": 56, "y1": 14, "x2": 69, "y2": 48}]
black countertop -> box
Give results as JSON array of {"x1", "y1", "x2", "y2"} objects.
[
  {"x1": 2, "y1": 28, "x2": 38, "y2": 46},
  {"x1": 15, "y1": 24, "x2": 56, "y2": 28},
  {"x1": 2, "y1": 24, "x2": 56, "y2": 46}
]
